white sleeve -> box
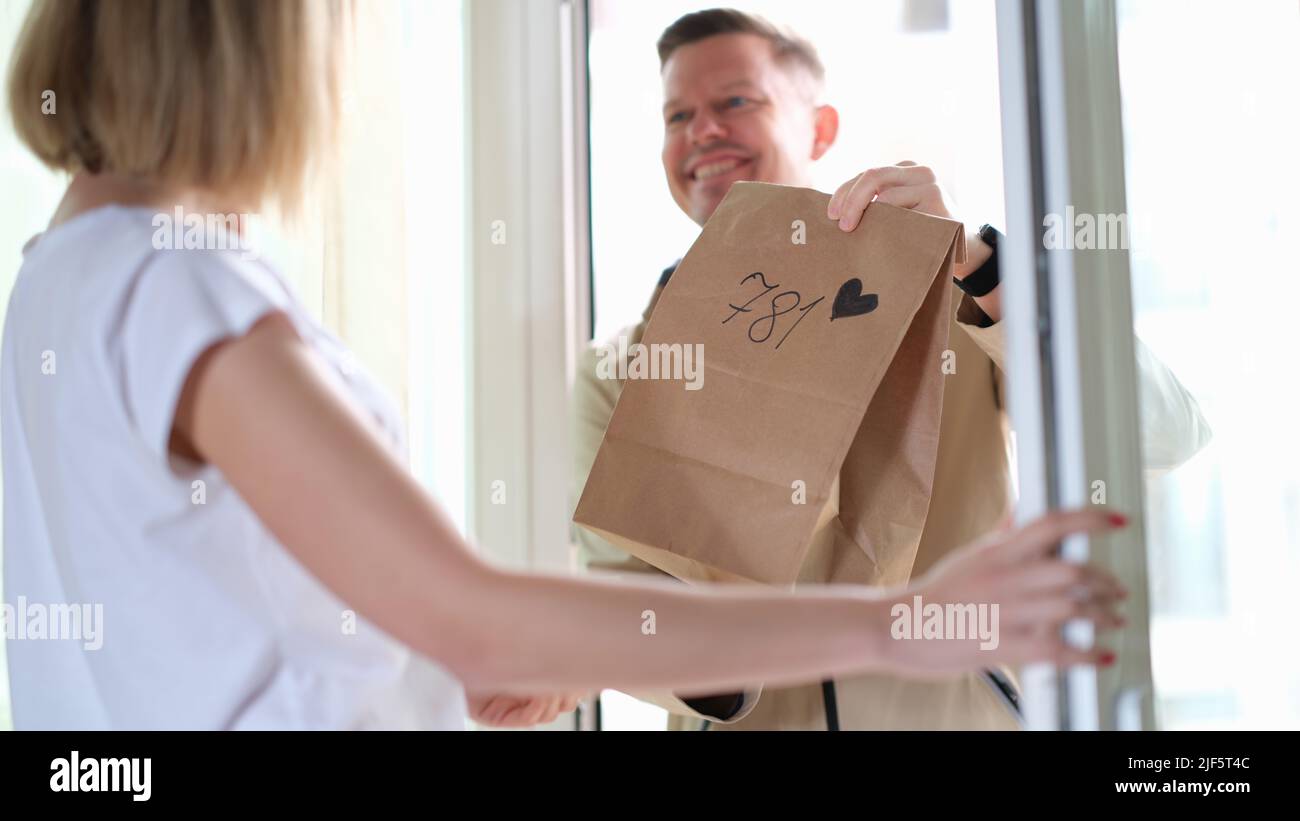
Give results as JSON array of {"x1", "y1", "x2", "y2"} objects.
[
  {"x1": 1135, "y1": 336, "x2": 1212, "y2": 474},
  {"x1": 118, "y1": 252, "x2": 291, "y2": 466}
]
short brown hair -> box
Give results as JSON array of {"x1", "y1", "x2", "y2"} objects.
[
  {"x1": 657, "y1": 8, "x2": 824, "y2": 85},
  {"x1": 5, "y1": 0, "x2": 347, "y2": 210}
]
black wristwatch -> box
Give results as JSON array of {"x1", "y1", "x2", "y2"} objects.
[{"x1": 953, "y1": 223, "x2": 1002, "y2": 297}]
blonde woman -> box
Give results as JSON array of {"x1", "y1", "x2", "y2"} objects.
[{"x1": 1, "y1": 0, "x2": 1126, "y2": 730}]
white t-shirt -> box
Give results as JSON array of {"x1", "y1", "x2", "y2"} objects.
[{"x1": 1, "y1": 205, "x2": 467, "y2": 729}]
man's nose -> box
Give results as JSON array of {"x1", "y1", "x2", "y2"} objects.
[{"x1": 687, "y1": 111, "x2": 727, "y2": 145}]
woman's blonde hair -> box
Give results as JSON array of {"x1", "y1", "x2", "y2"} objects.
[{"x1": 6, "y1": 0, "x2": 346, "y2": 209}]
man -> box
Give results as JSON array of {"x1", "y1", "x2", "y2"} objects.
[{"x1": 572, "y1": 9, "x2": 1208, "y2": 730}]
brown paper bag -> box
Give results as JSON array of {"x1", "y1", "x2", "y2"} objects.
[{"x1": 574, "y1": 182, "x2": 964, "y2": 587}]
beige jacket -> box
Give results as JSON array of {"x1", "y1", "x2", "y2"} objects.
[{"x1": 571, "y1": 278, "x2": 1208, "y2": 731}]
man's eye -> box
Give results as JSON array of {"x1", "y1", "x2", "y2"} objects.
[
  {"x1": 667, "y1": 111, "x2": 688, "y2": 125},
  {"x1": 724, "y1": 96, "x2": 749, "y2": 109}
]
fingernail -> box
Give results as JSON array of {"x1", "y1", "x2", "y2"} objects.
[
  {"x1": 827, "y1": 204, "x2": 839, "y2": 219},
  {"x1": 1100, "y1": 651, "x2": 1116, "y2": 666},
  {"x1": 1107, "y1": 513, "x2": 1128, "y2": 528}
]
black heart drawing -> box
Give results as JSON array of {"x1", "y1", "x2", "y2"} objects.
[{"x1": 830, "y1": 278, "x2": 879, "y2": 320}]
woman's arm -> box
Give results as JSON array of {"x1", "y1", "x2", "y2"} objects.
[{"x1": 175, "y1": 313, "x2": 1125, "y2": 696}]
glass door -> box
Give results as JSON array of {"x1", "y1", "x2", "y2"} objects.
[
  {"x1": 1114, "y1": 0, "x2": 1300, "y2": 729},
  {"x1": 998, "y1": 0, "x2": 1300, "y2": 729}
]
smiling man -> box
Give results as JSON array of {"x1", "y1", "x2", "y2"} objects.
[
  {"x1": 571, "y1": 8, "x2": 1208, "y2": 731},
  {"x1": 659, "y1": 15, "x2": 836, "y2": 227}
]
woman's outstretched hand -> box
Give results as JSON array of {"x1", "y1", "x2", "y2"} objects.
[{"x1": 875, "y1": 507, "x2": 1129, "y2": 679}]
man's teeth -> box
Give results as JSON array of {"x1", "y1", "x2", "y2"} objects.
[{"x1": 694, "y1": 158, "x2": 744, "y2": 180}]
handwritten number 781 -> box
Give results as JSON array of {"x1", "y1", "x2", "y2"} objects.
[{"x1": 724, "y1": 272, "x2": 825, "y2": 350}]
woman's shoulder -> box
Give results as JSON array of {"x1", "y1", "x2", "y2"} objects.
[{"x1": 15, "y1": 205, "x2": 295, "y2": 328}]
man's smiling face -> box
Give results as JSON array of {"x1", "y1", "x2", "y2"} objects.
[{"x1": 661, "y1": 32, "x2": 834, "y2": 226}]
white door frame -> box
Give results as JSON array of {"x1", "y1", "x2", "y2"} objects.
[
  {"x1": 995, "y1": 0, "x2": 1156, "y2": 731},
  {"x1": 465, "y1": 0, "x2": 591, "y2": 574}
]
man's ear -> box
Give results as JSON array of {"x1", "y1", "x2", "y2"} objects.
[{"x1": 811, "y1": 104, "x2": 839, "y2": 160}]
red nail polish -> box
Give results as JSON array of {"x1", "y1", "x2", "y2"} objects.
[
  {"x1": 1099, "y1": 651, "x2": 1116, "y2": 666},
  {"x1": 1107, "y1": 513, "x2": 1128, "y2": 528}
]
